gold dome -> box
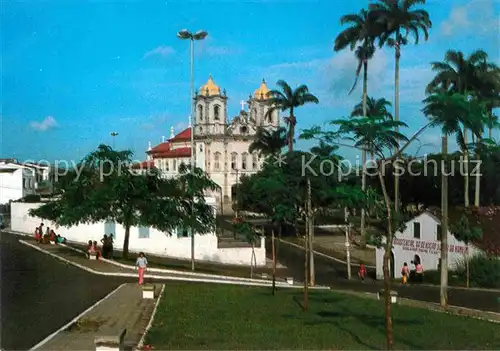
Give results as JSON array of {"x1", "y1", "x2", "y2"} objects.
[
  {"x1": 254, "y1": 79, "x2": 270, "y2": 99},
  {"x1": 200, "y1": 75, "x2": 221, "y2": 96}
]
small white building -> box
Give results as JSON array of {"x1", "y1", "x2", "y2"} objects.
[
  {"x1": 10, "y1": 201, "x2": 266, "y2": 267},
  {"x1": 0, "y1": 159, "x2": 37, "y2": 205},
  {"x1": 375, "y1": 211, "x2": 481, "y2": 279}
]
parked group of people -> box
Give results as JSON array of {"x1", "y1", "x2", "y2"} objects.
[
  {"x1": 34, "y1": 223, "x2": 66, "y2": 244},
  {"x1": 87, "y1": 234, "x2": 114, "y2": 259}
]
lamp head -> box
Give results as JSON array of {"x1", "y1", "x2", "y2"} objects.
[
  {"x1": 193, "y1": 30, "x2": 208, "y2": 40},
  {"x1": 177, "y1": 29, "x2": 191, "y2": 39}
]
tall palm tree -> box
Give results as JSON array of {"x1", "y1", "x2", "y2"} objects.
[
  {"x1": 370, "y1": 0, "x2": 432, "y2": 213},
  {"x1": 266, "y1": 80, "x2": 319, "y2": 153},
  {"x1": 426, "y1": 49, "x2": 497, "y2": 207},
  {"x1": 351, "y1": 96, "x2": 393, "y2": 120},
  {"x1": 248, "y1": 126, "x2": 287, "y2": 156},
  {"x1": 335, "y1": 8, "x2": 382, "y2": 247}
]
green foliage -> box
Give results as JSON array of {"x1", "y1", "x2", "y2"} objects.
[
  {"x1": 455, "y1": 254, "x2": 500, "y2": 288},
  {"x1": 29, "y1": 144, "x2": 219, "y2": 255},
  {"x1": 449, "y1": 215, "x2": 483, "y2": 245},
  {"x1": 232, "y1": 220, "x2": 259, "y2": 245},
  {"x1": 248, "y1": 127, "x2": 287, "y2": 156}
]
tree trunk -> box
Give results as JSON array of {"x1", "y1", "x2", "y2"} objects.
[
  {"x1": 474, "y1": 136, "x2": 481, "y2": 207},
  {"x1": 272, "y1": 228, "x2": 276, "y2": 295},
  {"x1": 463, "y1": 128, "x2": 469, "y2": 207},
  {"x1": 393, "y1": 39, "x2": 401, "y2": 215},
  {"x1": 377, "y1": 167, "x2": 394, "y2": 350},
  {"x1": 309, "y1": 214, "x2": 315, "y2": 286},
  {"x1": 466, "y1": 243, "x2": 470, "y2": 288},
  {"x1": 440, "y1": 135, "x2": 449, "y2": 308},
  {"x1": 303, "y1": 178, "x2": 310, "y2": 311},
  {"x1": 250, "y1": 245, "x2": 256, "y2": 279},
  {"x1": 288, "y1": 114, "x2": 295, "y2": 153},
  {"x1": 360, "y1": 59, "x2": 368, "y2": 248},
  {"x1": 123, "y1": 224, "x2": 130, "y2": 259}
]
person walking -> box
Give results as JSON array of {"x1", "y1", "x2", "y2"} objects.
[
  {"x1": 136, "y1": 252, "x2": 148, "y2": 285},
  {"x1": 415, "y1": 262, "x2": 424, "y2": 283},
  {"x1": 358, "y1": 262, "x2": 366, "y2": 282}
]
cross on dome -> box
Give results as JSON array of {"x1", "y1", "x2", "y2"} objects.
[{"x1": 240, "y1": 100, "x2": 247, "y2": 111}]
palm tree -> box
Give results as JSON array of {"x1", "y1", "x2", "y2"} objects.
[
  {"x1": 351, "y1": 96, "x2": 393, "y2": 120},
  {"x1": 248, "y1": 126, "x2": 287, "y2": 156},
  {"x1": 266, "y1": 80, "x2": 319, "y2": 153},
  {"x1": 370, "y1": 0, "x2": 432, "y2": 213},
  {"x1": 335, "y1": 8, "x2": 381, "y2": 248},
  {"x1": 426, "y1": 49, "x2": 497, "y2": 207}
]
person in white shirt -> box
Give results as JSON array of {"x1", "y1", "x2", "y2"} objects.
[{"x1": 135, "y1": 252, "x2": 148, "y2": 285}]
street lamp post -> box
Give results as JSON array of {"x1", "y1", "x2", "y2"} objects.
[
  {"x1": 177, "y1": 29, "x2": 208, "y2": 271},
  {"x1": 110, "y1": 132, "x2": 119, "y2": 149}
]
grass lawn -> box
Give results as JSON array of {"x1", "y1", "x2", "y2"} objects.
[{"x1": 145, "y1": 283, "x2": 499, "y2": 350}]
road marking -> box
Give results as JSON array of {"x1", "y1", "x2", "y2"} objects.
[
  {"x1": 136, "y1": 284, "x2": 166, "y2": 350},
  {"x1": 29, "y1": 284, "x2": 126, "y2": 350},
  {"x1": 279, "y1": 238, "x2": 376, "y2": 268},
  {"x1": 17, "y1": 239, "x2": 330, "y2": 290}
]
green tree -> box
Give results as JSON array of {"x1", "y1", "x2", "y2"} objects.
[
  {"x1": 266, "y1": 80, "x2": 319, "y2": 153},
  {"x1": 248, "y1": 126, "x2": 287, "y2": 156},
  {"x1": 351, "y1": 96, "x2": 393, "y2": 120},
  {"x1": 30, "y1": 145, "x2": 218, "y2": 259},
  {"x1": 450, "y1": 215, "x2": 483, "y2": 288},
  {"x1": 370, "y1": 0, "x2": 432, "y2": 215}
]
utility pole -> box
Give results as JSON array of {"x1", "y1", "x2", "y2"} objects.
[
  {"x1": 440, "y1": 135, "x2": 449, "y2": 307},
  {"x1": 345, "y1": 206, "x2": 352, "y2": 280}
]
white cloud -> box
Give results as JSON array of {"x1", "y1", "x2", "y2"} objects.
[
  {"x1": 440, "y1": 0, "x2": 498, "y2": 37},
  {"x1": 143, "y1": 46, "x2": 175, "y2": 59},
  {"x1": 30, "y1": 116, "x2": 58, "y2": 131}
]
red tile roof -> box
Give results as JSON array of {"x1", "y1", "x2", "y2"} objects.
[
  {"x1": 154, "y1": 147, "x2": 191, "y2": 158},
  {"x1": 149, "y1": 142, "x2": 171, "y2": 153},
  {"x1": 131, "y1": 160, "x2": 156, "y2": 169},
  {"x1": 170, "y1": 127, "x2": 191, "y2": 141}
]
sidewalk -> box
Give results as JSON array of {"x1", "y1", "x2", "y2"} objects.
[{"x1": 36, "y1": 283, "x2": 161, "y2": 350}]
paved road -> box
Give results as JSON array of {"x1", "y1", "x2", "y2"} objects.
[
  {"x1": 0, "y1": 231, "x2": 128, "y2": 350},
  {"x1": 272, "y1": 239, "x2": 500, "y2": 313}
]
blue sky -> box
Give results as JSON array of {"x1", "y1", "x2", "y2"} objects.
[{"x1": 2, "y1": 0, "x2": 499, "y2": 163}]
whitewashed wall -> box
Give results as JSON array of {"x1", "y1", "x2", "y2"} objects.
[
  {"x1": 375, "y1": 212, "x2": 481, "y2": 279},
  {"x1": 11, "y1": 201, "x2": 266, "y2": 266}
]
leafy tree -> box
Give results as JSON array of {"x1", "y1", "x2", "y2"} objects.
[
  {"x1": 248, "y1": 126, "x2": 287, "y2": 156},
  {"x1": 266, "y1": 80, "x2": 319, "y2": 153},
  {"x1": 450, "y1": 215, "x2": 483, "y2": 288},
  {"x1": 30, "y1": 145, "x2": 218, "y2": 259},
  {"x1": 370, "y1": 0, "x2": 432, "y2": 217}
]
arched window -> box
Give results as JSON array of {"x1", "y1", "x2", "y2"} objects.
[
  {"x1": 214, "y1": 105, "x2": 220, "y2": 121},
  {"x1": 173, "y1": 159, "x2": 177, "y2": 171},
  {"x1": 241, "y1": 152, "x2": 248, "y2": 170},
  {"x1": 214, "y1": 152, "x2": 221, "y2": 170},
  {"x1": 231, "y1": 152, "x2": 238, "y2": 170},
  {"x1": 198, "y1": 105, "x2": 203, "y2": 121},
  {"x1": 165, "y1": 160, "x2": 170, "y2": 171},
  {"x1": 252, "y1": 153, "x2": 258, "y2": 169},
  {"x1": 267, "y1": 109, "x2": 273, "y2": 123}
]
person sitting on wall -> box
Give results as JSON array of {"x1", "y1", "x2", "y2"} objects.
[
  {"x1": 34, "y1": 227, "x2": 41, "y2": 241},
  {"x1": 92, "y1": 240, "x2": 101, "y2": 260},
  {"x1": 87, "y1": 240, "x2": 95, "y2": 258},
  {"x1": 49, "y1": 229, "x2": 56, "y2": 243},
  {"x1": 56, "y1": 234, "x2": 66, "y2": 244}
]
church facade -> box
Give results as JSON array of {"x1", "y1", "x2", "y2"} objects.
[{"x1": 134, "y1": 76, "x2": 279, "y2": 213}]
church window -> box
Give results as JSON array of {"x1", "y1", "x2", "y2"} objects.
[
  {"x1": 165, "y1": 160, "x2": 169, "y2": 171},
  {"x1": 252, "y1": 153, "x2": 258, "y2": 169},
  {"x1": 214, "y1": 152, "x2": 221, "y2": 170},
  {"x1": 173, "y1": 159, "x2": 177, "y2": 171},
  {"x1": 214, "y1": 105, "x2": 220, "y2": 121},
  {"x1": 199, "y1": 144, "x2": 203, "y2": 152},
  {"x1": 267, "y1": 110, "x2": 273, "y2": 123},
  {"x1": 198, "y1": 105, "x2": 203, "y2": 121},
  {"x1": 241, "y1": 152, "x2": 248, "y2": 170},
  {"x1": 240, "y1": 126, "x2": 248, "y2": 134},
  {"x1": 231, "y1": 152, "x2": 238, "y2": 170}
]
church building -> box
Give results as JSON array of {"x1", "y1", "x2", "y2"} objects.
[{"x1": 134, "y1": 76, "x2": 279, "y2": 213}]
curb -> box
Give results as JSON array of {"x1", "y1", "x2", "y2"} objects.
[
  {"x1": 279, "y1": 238, "x2": 377, "y2": 269},
  {"x1": 59, "y1": 243, "x2": 290, "y2": 285},
  {"x1": 136, "y1": 284, "x2": 166, "y2": 351},
  {"x1": 18, "y1": 239, "x2": 331, "y2": 290},
  {"x1": 29, "y1": 284, "x2": 126, "y2": 350}
]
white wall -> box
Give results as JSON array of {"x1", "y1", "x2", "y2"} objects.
[
  {"x1": 0, "y1": 167, "x2": 36, "y2": 205},
  {"x1": 375, "y1": 212, "x2": 481, "y2": 279},
  {"x1": 10, "y1": 201, "x2": 266, "y2": 266}
]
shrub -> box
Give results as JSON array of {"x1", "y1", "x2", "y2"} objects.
[{"x1": 455, "y1": 253, "x2": 500, "y2": 289}]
